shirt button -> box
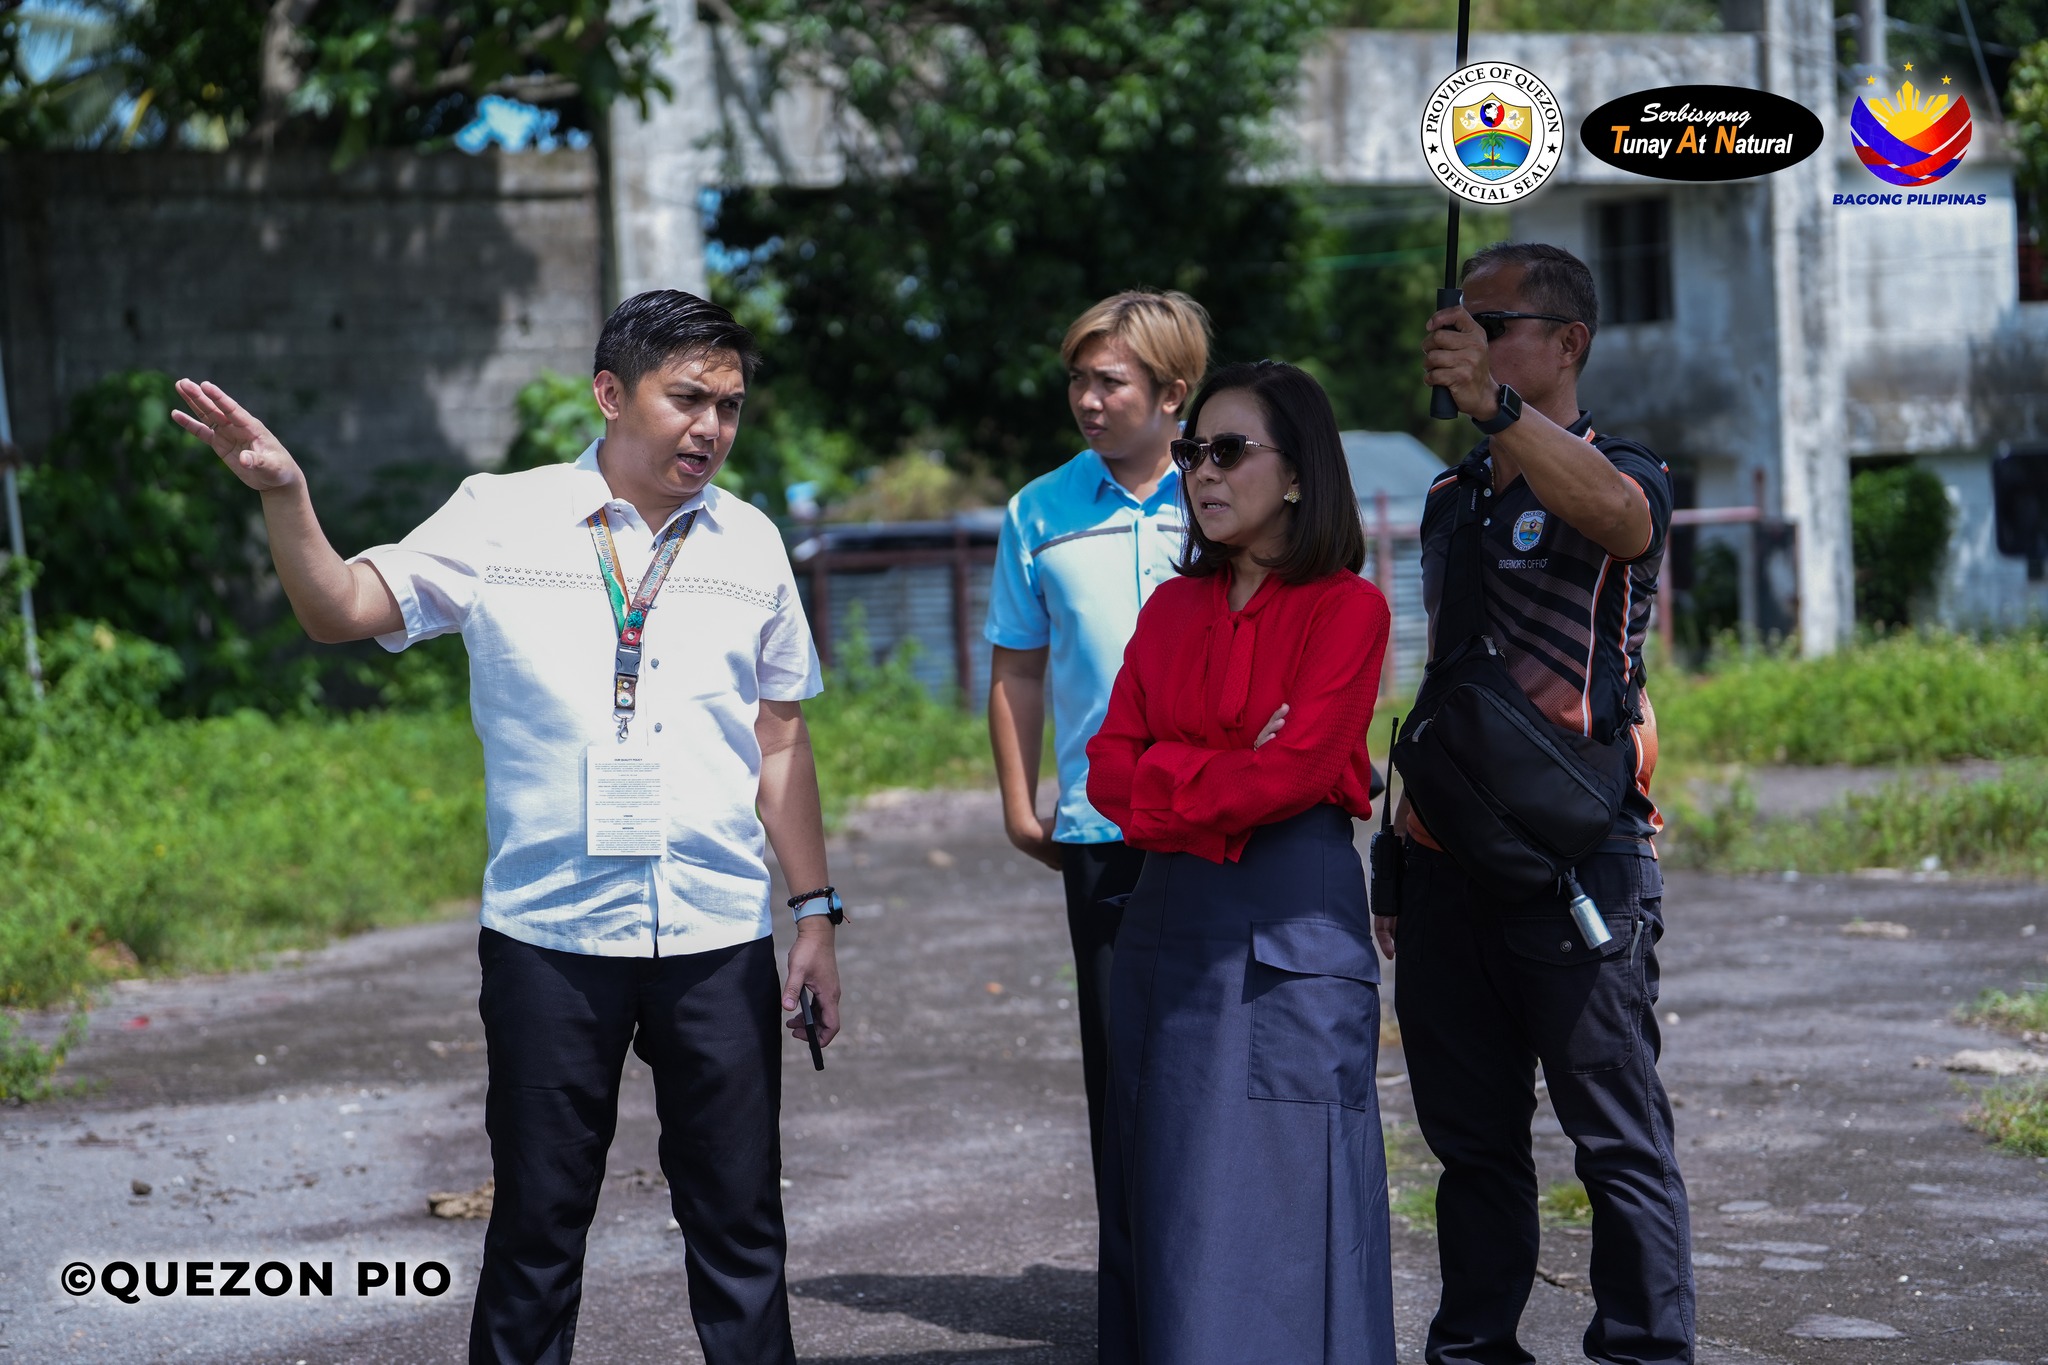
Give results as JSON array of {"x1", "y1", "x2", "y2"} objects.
[
  {"x1": 650, "y1": 659, "x2": 660, "y2": 668},
  {"x1": 654, "y1": 723, "x2": 663, "y2": 733},
  {"x1": 1483, "y1": 518, "x2": 1492, "y2": 526},
  {"x1": 1483, "y1": 489, "x2": 1493, "y2": 498},
  {"x1": 1559, "y1": 939, "x2": 1574, "y2": 952}
]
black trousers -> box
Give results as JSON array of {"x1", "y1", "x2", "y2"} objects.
[
  {"x1": 1393, "y1": 843, "x2": 1695, "y2": 1365},
  {"x1": 1057, "y1": 840, "x2": 1142, "y2": 1198},
  {"x1": 470, "y1": 928, "x2": 795, "y2": 1365}
]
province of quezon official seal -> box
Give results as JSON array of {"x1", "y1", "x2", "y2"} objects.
[{"x1": 1422, "y1": 61, "x2": 1566, "y2": 204}]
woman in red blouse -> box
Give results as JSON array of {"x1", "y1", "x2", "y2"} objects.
[{"x1": 1086, "y1": 360, "x2": 1394, "y2": 1365}]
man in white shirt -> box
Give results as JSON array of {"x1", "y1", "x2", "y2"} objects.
[{"x1": 172, "y1": 291, "x2": 839, "y2": 1365}]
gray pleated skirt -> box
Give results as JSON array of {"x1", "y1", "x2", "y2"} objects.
[{"x1": 1098, "y1": 804, "x2": 1396, "y2": 1365}]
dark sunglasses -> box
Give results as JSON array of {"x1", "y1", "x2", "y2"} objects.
[
  {"x1": 1169, "y1": 433, "x2": 1285, "y2": 472},
  {"x1": 1470, "y1": 310, "x2": 1577, "y2": 342}
]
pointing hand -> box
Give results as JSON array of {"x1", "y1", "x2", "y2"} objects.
[{"x1": 172, "y1": 380, "x2": 303, "y2": 492}]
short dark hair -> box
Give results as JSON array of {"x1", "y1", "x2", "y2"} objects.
[
  {"x1": 1176, "y1": 360, "x2": 1366, "y2": 584},
  {"x1": 594, "y1": 290, "x2": 762, "y2": 390},
  {"x1": 1461, "y1": 241, "x2": 1599, "y2": 369}
]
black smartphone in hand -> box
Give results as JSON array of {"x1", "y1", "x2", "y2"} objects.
[{"x1": 799, "y1": 986, "x2": 825, "y2": 1071}]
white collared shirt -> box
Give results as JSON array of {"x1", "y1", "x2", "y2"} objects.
[{"x1": 353, "y1": 440, "x2": 823, "y2": 958}]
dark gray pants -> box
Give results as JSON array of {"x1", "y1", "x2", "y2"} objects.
[
  {"x1": 1057, "y1": 839, "x2": 1141, "y2": 1201},
  {"x1": 469, "y1": 928, "x2": 795, "y2": 1365},
  {"x1": 1394, "y1": 842, "x2": 1695, "y2": 1365}
]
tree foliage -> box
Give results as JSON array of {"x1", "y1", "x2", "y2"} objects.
[
  {"x1": 2014, "y1": 38, "x2": 2048, "y2": 197},
  {"x1": 712, "y1": 0, "x2": 1341, "y2": 485},
  {"x1": 0, "y1": 0, "x2": 670, "y2": 154},
  {"x1": 18, "y1": 370, "x2": 321, "y2": 714},
  {"x1": 1332, "y1": 0, "x2": 1719, "y2": 27},
  {"x1": 1836, "y1": 0, "x2": 2044, "y2": 141},
  {"x1": 1850, "y1": 463, "x2": 1956, "y2": 628},
  {"x1": 0, "y1": 2, "x2": 127, "y2": 148}
]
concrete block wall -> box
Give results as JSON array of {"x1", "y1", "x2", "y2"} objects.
[{"x1": 0, "y1": 149, "x2": 603, "y2": 501}]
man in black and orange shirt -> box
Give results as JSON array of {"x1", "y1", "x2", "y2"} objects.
[{"x1": 1386, "y1": 242, "x2": 1693, "y2": 1365}]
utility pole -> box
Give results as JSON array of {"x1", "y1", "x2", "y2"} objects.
[
  {"x1": 0, "y1": 333, "x2": 45, "y2": 700},
  {"x1": 1857, "y1": 0, "x2": 1887, "y2": 76}
]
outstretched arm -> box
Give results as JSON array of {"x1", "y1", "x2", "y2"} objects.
[{"x1": 172, "y1": 380, "x2": 401, "y2": 643}]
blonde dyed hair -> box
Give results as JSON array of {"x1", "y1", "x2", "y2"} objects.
[{"x1": 1059, "y1": 289, "x2": 1211, "y2": 396}]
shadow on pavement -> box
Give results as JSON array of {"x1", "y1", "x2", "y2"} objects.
[{"x1": 792, "y1": 1263, "x2": 1095, "y2": 1350}]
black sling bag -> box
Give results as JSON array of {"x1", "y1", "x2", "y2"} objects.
[{"x1": 1389, "y1": 455, "x2": 1643, "y2": 900}]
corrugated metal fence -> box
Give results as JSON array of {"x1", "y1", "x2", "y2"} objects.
[
  {"x1": 1364, "y1": 491, "x2": 1428, "y2": 698},
  {"x1": 792, "y1": 520, "x2": 999, "y2": 705},
  {"x1": 792, "y1": 504, "x2": 1426, "y2": 707}
]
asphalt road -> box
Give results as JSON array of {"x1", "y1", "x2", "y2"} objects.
[{"x1": 4, "y1": 788, "x2": 2047, "y2": 1364}]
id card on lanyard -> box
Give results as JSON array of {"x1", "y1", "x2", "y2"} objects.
[{"x1": 583, "y1": 506, "x2": 697, "y2": 857}]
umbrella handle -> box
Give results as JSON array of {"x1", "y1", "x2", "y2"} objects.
[
  {"x1": 1429, "y1": 286, "x2": 1463, "y2": 420},
  {"x1": 1431, "y1": 0, "x2": 1473, "y2": 423}
]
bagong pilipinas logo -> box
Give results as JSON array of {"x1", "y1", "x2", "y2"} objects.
[
  {"x1": 1422, "y1": 62, "x2": 1565, "y2": 204},
  {"x1": 1852, "y1": 76, "x2": 1971, "y2": 186}
]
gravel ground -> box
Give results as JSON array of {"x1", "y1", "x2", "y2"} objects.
[{"x1": 4, "y1": 787, "x2": 2046, "y2": 1363}]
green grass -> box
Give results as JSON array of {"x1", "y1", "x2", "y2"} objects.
[
  {"x1": 1538, "y1": 1179, "x2": 1593, "y2": 1228},
  {"x1": 1385, "y1": 1118, "x2": 1442, "y2": 1232},
  {"x1": 806, "y1": 659, "x2": 990, "y2": 820},
  {"x1": 1661, "y1": 763, "x2": 2048, "y2": 877},
  {"x1": 1655, "y1": 632, "x2": 2048, "y2": 767},
  {"x1": 1390, "y1": 1181, "x2": 1438, "y2": 1232},
  {"x1": 1963, "y1": 987, "x2": 2048, "y2": 1036},
  {"x1": 0, "y1": 1009, "x2": 89, "y2": 1103},
  {"x1": 0, "y1": 639, "x2": 990, "y2": 1014},
  {"x1": 1965, "y1": 1082, "x2": 2048, "y2": 1157},
  {"x1": 1382, "y1": 1157, "x2": 1589, "y2": 1233},
  {"x1": 0, "y1": 708, "x2": 490, "y2": 1011}
]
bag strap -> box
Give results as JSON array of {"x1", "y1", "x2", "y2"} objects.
[
  {"x1": 1439, "y1": 443, "x2": 1647, "y2": 738},
  {"x1": 1584, "y1": 433, "x2": 1655, "y2": 726},
  {"x1": 1435, "y1": 455, "x2": 1494, "y2": 647},
  {"x1": 1380, "y1": 715, "x2": 1401, "y2": 831}
]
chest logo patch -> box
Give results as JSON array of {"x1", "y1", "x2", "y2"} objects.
[{"x1": 1511, "y1": 510, "x2": 1548, "y2": 551}]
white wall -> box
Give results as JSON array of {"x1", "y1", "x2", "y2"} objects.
[
  {"x1": 1511, "y1": 181, "x2": 1778, "y2": 518},
  {"x1": 1835, "y1": 158, "x2": 2030, "y2": 456},
  {"x1": 1925, "y1": 448, "x2": 2048, "y2": 627}
]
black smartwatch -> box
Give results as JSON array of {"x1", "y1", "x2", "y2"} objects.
[
  {"x1": 1471, "y1": 382, "x2": 1523, "y2": 436},
  {"x1": 787, "y1": 886, "x2": 845, "y2": 925}
]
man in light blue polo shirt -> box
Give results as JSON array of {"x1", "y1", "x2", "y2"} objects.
[{"x1": 985, "y1": 289, "x2": 1209, "y2": 1208}]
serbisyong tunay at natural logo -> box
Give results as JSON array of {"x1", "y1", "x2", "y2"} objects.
[
  {"x1": 1579, "y1": 84, "x2": 1822, "y2": 182},
  {"x1": 1421, "y1": 61, "x2": 1565, "y2": 205}
]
